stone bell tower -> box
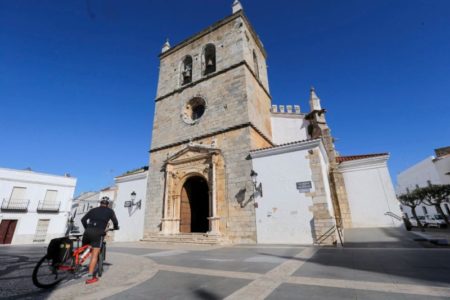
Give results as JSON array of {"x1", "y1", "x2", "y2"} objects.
[{"x1": 143, "y1": 1, "x2": 273, "y2": 243}]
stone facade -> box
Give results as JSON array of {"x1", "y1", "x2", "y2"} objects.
[
  {"x1": 143, "y1": 4, "x2": 395, "y2": 245},
  {"x1": 144, "y1": 11, "x2": 273, "y2": 243}
]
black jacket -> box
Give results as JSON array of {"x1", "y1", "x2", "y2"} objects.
[{"x1": 81, "y1": 206, "x2": 119, "y2": 230}]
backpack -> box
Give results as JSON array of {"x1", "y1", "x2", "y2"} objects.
[{"x1": 47, "y1": 237, "x2": 73, "y2": 264}]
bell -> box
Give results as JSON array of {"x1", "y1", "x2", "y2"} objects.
[{"x1": 207, "y1": 58, "x2": 214, "y2": 66}]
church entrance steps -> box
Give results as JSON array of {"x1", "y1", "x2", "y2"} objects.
[{"x1": 142, "y1": 233, "x2": 230, "y2": 245}]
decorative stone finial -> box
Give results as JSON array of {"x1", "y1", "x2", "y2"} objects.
[
  {"x1": 161, "y1": 38, "x2": 171, "y2": 53},
  {"x1": 232, "y1": 0, "x2": 243, "y2": 13},
  {"x1": 309, "y1": 86, "x2": 322, "y2": 111}
]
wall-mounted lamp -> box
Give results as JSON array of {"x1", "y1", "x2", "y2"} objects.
[
  {"x1": 250, "y1": 170, "x2": 263, "y2": 198},
  {"x1": 124, "y1": 191, "x2": 141, "y2": 209}
]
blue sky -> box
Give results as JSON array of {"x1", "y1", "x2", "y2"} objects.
[{"x1": 1, "y1": 0, "x2": 449, "y2": 195}]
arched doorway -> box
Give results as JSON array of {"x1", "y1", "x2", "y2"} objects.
[{"x1": 180, "y1": 176, "x2": 209, "y2": 233}]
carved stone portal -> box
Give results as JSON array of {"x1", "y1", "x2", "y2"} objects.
[{"x1": 161, "y1": 145, "x2": 224, "y2": 236}]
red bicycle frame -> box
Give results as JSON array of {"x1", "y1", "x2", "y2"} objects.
[
  {"x1": 57, "y1": 243, "x2": 92, "y2": 271},
  {"x1": 74, "y1": 245, "x2": 92, "y2": 265}
]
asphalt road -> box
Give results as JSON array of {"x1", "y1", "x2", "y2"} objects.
[{"x1": 0, "y1": 244, "x2": 51, "y2": 300}]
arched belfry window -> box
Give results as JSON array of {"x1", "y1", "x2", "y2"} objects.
[
  {"x1": 181, "y1": 56, "x2": 193, "y2": 85},
  {"x1": 253, "y1": 50, "x2": 259, "y2": 79},
  {"x1": 203, "y1": 44, "x2": 216, "y2": 75}
]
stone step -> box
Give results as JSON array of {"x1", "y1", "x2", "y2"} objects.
[{"x1": 142, "y1": 233, "x2": 229, "y2": 245}]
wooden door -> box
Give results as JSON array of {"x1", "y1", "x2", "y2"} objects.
[
  {"x1": 0, "y1": 220, "x2": 18, "y2": 244},
  {"x1": 179, "y1": 186, "x2": 191, "y2": 233}
]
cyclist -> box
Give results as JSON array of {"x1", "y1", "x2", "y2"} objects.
[{"x1": 81, "y1": 196, "x2": 119, "y2": 284}]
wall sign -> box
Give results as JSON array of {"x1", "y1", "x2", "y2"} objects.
[{"x1": 296, "y1": 181, "x2": 312, "y2": 193}]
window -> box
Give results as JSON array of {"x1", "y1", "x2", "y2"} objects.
[
  {"x1": 181, "y1": 56, "x2": 193, "y2": 85},
  {"x1": 253, "y1": 50, "x2": 259, "y2": 79},
  {"x1": 181, "y1": 97, "x2": 206, "y2": 124},
  {"x1": 422, "y1": 206, "x2": 428, "y2": 215},
  {"x1": 203, "y1": 44, "x2": 216, "y2": 75},
  {"x1": 10, "y1": 187, "x2": 27, "y2": 202},
  {"x1": 34, "y1": 219, "x2": 50, "y2": 242},
  {"x1": 43, "y1": 190, "x2": 58, "y2": 204}
]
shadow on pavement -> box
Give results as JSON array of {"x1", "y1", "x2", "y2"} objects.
[
  {"x1": 0, "y1": 248, "x2": 54, "y2": 300},
  {"x1": 258, "y1": 227, "x2": 450, "y2": 287},
  {"x1": 193, "y1": 287, "x2": 222, "y2": 300}
]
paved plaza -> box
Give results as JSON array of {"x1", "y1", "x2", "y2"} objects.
[{"x1": 1, "y1": 228, "x2": 450, "y2": 299}]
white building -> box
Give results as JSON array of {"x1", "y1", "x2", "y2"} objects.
[
  {"x1": 113, "y1": 167, "x2": 148, "y2": 242},
  {"x1": 0, "y1": 168, "x2": 76, "y2": 245},
  {"x1": 71, "y1": 186, "x2": 117, "y2": 233},
  {"x1": 249, "y1": 90, "x2": 402, "y2": 244},
  {"x1": 397, "y1": 147, "x2": 450, "y2": 219},
  {"x1": 337, "y1": 154, "x2": 401, "y2": 228},
  {"x1": 71, "y1": 167, "x2": 148, "y2": 242}
]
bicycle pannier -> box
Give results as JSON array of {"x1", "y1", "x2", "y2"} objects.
[{"x1": 47, "y1": 237, "x2": 73, "y2": 264}]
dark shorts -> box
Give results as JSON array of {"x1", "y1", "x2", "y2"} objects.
[{"x1": 82, "y1": 228, "x2": 104, "y2": 248}]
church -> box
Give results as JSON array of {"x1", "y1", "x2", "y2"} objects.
[{"x1": 142, "y1": 1, "x2": 402, "y2": 245}]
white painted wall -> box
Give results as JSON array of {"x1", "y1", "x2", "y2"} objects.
[
  {"x1": 397, "y1": 156, "x2": 442, "y2": 194},
  {"x1": 396, "y1": 155, "x2": 450, "y2": 218},
  {"x1": 271, "y1": 114, "x2": 309, "y2": 144},
  {"x1": 433, "y1": 155, "x2": 450, "y2": 185},
  {"x1": 338, "y1": 156, "x2": 402, "y2": 228},
  {"x1": 251, "y1": 141, "x2": 330, "y2": 244},
  {"x1": 0, "y1": 168, "x2": 76, "y2": 244},
  {"x1": 113, "y1": 171, "x2": 148, "y2": 242}
]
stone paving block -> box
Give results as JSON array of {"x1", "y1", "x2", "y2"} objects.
[
  {"x1": 266, "y1": 283, "x2": 450, "y2": 300},
  {"x1": 107, "y1": 271, "x2": 250, "y2": 300}
]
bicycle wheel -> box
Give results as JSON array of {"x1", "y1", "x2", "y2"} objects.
[
  {"x1": 32, "y1": 255, "x2": 69, "y2": 288},
  {"x1": 97, "y1": 245, "x2": 105, "y2": 277}
]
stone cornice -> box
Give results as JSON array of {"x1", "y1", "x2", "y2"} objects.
[
  {"x1": 149, "y1": 122, "x2": 273, "y2": 153},
  {"x1": 159, "y1": 11, "x2": 266, "y2": 59},
  {"x1": 337, "y1": 155, "x2": 390, "y2": 172},
  {"x1": 155, "y1": 60, "x2": 271, "y2": 103},
  {"x1": 114, "y1": 171, "x2": 148, "y2": 183},
  {"x1": 249, "y1": 139, "x2": 322, "y2": 159},
  {"x1": 0, "y1": 176, "x2": 76, "y2": 188}
]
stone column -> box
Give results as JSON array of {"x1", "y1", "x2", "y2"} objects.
[
  {"x1": 307, "y1": 149, "x2": 337, "y2": 245},
  {"x1": 208, "y1": 154, "x2": 220, "y2": 235},
  {"x1": 161, "y1": 166, "x2": 171, "y2": 234}
]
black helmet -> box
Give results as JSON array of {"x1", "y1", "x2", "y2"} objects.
[{"x1": 100, "y1": 197, "x2": 110, "y2": 205}]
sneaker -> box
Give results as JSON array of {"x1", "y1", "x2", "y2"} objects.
[{"x1": 85, "y1": 277, "x2": 99, "y2": 284}]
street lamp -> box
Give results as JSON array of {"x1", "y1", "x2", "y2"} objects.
[{"x1": 250, "y1": 170, "x2": 263, "y2": 198}]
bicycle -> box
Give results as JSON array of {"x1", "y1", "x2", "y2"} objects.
[{"x1": 32, "y1": 228, "x2": 114, "y2": 288}]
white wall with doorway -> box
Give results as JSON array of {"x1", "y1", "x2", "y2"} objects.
[
  {"x1": 0, "y1": 167, "x2": 76, "y2": 244},
  {"x1": 113, "y1": 168, "x2": 148, "y2": 242},
  {"x1": 338, "y1": 155, "x2": 402, "y2": 228}
]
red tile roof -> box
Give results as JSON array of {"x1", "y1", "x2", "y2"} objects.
[{"x1": 336, "y1": 153, "x2": 389, "y2": 163}]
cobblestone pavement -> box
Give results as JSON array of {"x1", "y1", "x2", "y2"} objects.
[{"x1": 1, "y1": 228, "x2": 450, "y2": 299}]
